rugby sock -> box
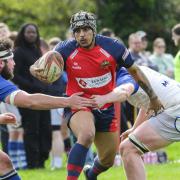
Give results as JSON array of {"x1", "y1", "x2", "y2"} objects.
[
  {"x1": 17, "y1": 141, "x2": 27, "y2": 169},
  {"x1": 0, "y1": 169, "x2": 21, "y2": 180},
  {"x1": 67, "y1": 143, "x2": 89, "y2": 180},
  {"x1": 8, "y1": 141, "x2": 19, "y2": 169},
  {"x1": 87, "y1": 158, "x2": 109, "y2": 179}
]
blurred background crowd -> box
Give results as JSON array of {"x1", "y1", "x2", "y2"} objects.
[{"x1": 0, "y1": 0, "x2": 179, "y2": 171}]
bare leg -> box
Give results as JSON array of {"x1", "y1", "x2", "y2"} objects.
[
  {"x1": 120, "y1": 121, "x2": 171, "y2": 180},
  {"x1": 0, "y1": 150, "x2": 14, "y2": 175}
]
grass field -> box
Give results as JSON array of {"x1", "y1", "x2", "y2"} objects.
[{"x1": 18, "y1": 142, "x2": 180, "y2": 180}]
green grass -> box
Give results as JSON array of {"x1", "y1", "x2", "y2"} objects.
[{"x1": 18, "y1": 143, "x2": 180, "y2": 180}]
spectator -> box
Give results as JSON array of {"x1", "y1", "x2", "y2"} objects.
[
  {"x1": 136, "y1": 30, "x2": 151, "y2": 58},
  {"x1": 172, "y1": 23, "x2": 180, "y2": 82},
  {"x1": 13, "y1": 23, "x2": 52, "y2": 169},
  {"x1": 45, "y1": 37, "x2": 65, "y2": 170},
  {"x1": 0, "y1": 22, "x2": 10, "y2": 39},
  {"x1": 128, "y1": 33, "x2": 158, "y2": 71},
  {"x1": 99, "y1": 28, "x2": 115, "y2": 38},
  {"x1": 48, "y1": 37, "x2": 61, "y2": 50},
  {"x1": 149, "y1": 37, "x2": 174, "y2": 78}
]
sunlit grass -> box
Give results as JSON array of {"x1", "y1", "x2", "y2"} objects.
[{"x1": 18, "y1": 143, "x2": 180, "y2": 180}]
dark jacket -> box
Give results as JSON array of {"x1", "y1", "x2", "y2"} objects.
[{"x1": 13, "y1": 45, "x2": 50, "y2": 93}]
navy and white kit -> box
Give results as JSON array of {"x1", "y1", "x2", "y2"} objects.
[{"x1": 117, "y1": 66, "x2": 180, "y2": 141}]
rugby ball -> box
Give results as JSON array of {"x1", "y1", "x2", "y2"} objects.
[{"x1": 30, "y1": 51, "x2": 64, "y2": 83}]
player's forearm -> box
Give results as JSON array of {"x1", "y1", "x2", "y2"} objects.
[
  {"x1": 103, "y1": 87, "x2": 128, "y2": 104},
  {"x1": 105, "y1": 84, "x2": 134, "y2": 103},
  {"x1": 133, "y1": 108, "x2": 149, "y2": 129},
  {"x1": 15, "y1": 93, "x2": 69, "y2": 110},
  {"x1": 128, "y1": 65, "x2": 157, "y2": 100}
]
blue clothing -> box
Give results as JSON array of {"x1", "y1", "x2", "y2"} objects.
[
  {"x1": 55, "y1": 35, "x2": 134, "y2": 69},
  {"x1": 0, "y1": 75, "x2": 18, "y2": 102},
  {"x1": 64, "y1": 105, "x2": 116, "y2": 132},
  {"x1": 116, "y1": 68, "x2": 139, "y2": 94}
]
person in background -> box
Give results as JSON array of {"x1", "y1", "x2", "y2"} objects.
[
  {"x1": 48, "y1": 37, "x2": 66, "y2": 170},
  {"x1": 48, "y1": 37, "x2": 61, "y2": 50},
  {"x1": 149, "y1": 37, "x2": 174, "y2": 78},
  {"x1": 9, "y1": 31, "x2": 18, "y2": 43},
  {"x1": 172, "y1": 23, "x2": 180, "y2": 82},
  {"x1": 12, "y1": 23, "x2": 53, "y2": 169},
  {"x1": 0, "y1": 22, "x2": 10, "y2": 39},
  {"x1": 49, "y1": 36, "x2": 72, "y2": 159},
  {"x1": 0, "y1": 113, "x2": 21, "y2": 180},
  {"x1": 0, "y1": 103, "x2": 27, "y2": 170},
  {"x1": 99, "y1": 27, "x2": 124, "y2": 44},
  {"x1": 99, "y1": 28, "x2": 115, "y2": 38},
  {"x1": 136, "y1": 30, "x2": 151, "y2": 58},
  {"x1": 128, "y1": 33, "x2": 158, "y2": 71}
]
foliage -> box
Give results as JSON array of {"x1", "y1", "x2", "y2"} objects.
[
  {"x1": 97, "y1": 0, "x2": 180, "y2": 54},
  {"x1": 0, "y1": 0, "x2": 179, "y2": 53},
  {"x1": 0, "y1": 0, "x2": 96, "y2": 39}
]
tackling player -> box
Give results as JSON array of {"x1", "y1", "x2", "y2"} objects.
[{"x1": 93, "y1": 65, "x2": 180, "y2": 180}]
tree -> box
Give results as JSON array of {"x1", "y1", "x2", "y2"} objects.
[
  {"x1": 97, "y1": 0, "x2": 180, "y2": 53},
  {"x1": 0, "y1": 0, "x2": 96, "y2": 39}
]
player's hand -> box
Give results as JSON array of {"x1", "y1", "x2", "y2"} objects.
[
  {"x1": 90, "y1": 95, "x2": 106, "y2": 108},
  {"x1": 68, "y1": 92, "x2": 96, "y2": 109},
  {"x1": 120, "y1": 128, "x2": 134, "y2": 142},
  {"x1": 0, "y1": 113, "x2": 17, "y2": 125},
  {"x1": 148, "y1": 97, "x2": 164, "y2": 116}
]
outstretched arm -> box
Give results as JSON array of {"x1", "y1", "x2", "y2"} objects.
[
  {"x1": 120, "y1": 108, "x2": 152, "y2": 141},
  {"x1": 91, "y1": 83, "x2": 134, "y2": 108},
  {"x1": 127, "y1": 64, "x2": 163, "y2": 114},
  {"x1": 5, "y1": 91, "x2": 95, "y2": 110}
]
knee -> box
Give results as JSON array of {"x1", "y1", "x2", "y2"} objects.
[
  {"x1": 119, "y1": 140, "x2": 136, "y2": 159},
  {"x1": 0, "y1": 153, "x2": 13, "y2": 175},
  {"x1": 78, "y1": 130, "x2": 95, "y2": 147},
  {"x1": 99, "y1": 150, "x2": 117, "y2": 167}
]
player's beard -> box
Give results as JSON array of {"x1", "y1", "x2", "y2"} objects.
[{"x1": 1, "y1": 63, "x2": 14, "y2": 80}]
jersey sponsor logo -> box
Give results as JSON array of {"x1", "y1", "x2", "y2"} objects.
[
  {"x1": 70, "y1": 49, "x2": 78, "y2": 60},
  {"x1": 122, "y1": 48, "x2": 129, "y2": 61},
  {"x1": 72, "y1": 62, "x2": 81, "y2": 69},
  {"x1": 76, "y1": 72, "x2": 112, "y2": 88}
]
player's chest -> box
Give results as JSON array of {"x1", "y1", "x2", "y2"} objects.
[{"x1": 66, "y1": 48, "x2": 116, "y2": 76}]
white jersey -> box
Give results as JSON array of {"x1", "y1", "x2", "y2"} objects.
[{"x1": 128, "y1": 66, "x2": 180, "y2": 118}]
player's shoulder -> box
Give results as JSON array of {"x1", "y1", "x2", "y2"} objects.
[
  {"x1": 96, "y1": 34, "x2": 124, "y2": 48},
  {"x1": 0, "y1": 75, "x2": 9, "y2": 86},
  {"x1": 0, "y1": 76, "x2": 16, "y2": 88},
  {"x1": 54, "y1": 39, "x2": 77, "y2": 60},
  {"x1": 95, "y1": 34, "x2": 126, "y2": 59},
  {"x1": 55, "y1": 39, "x2": 76, "y2": 50}
]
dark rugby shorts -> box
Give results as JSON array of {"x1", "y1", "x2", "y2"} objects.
[{"x1": 63, "y1": 105, "x2": 118, "y2": 132}]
